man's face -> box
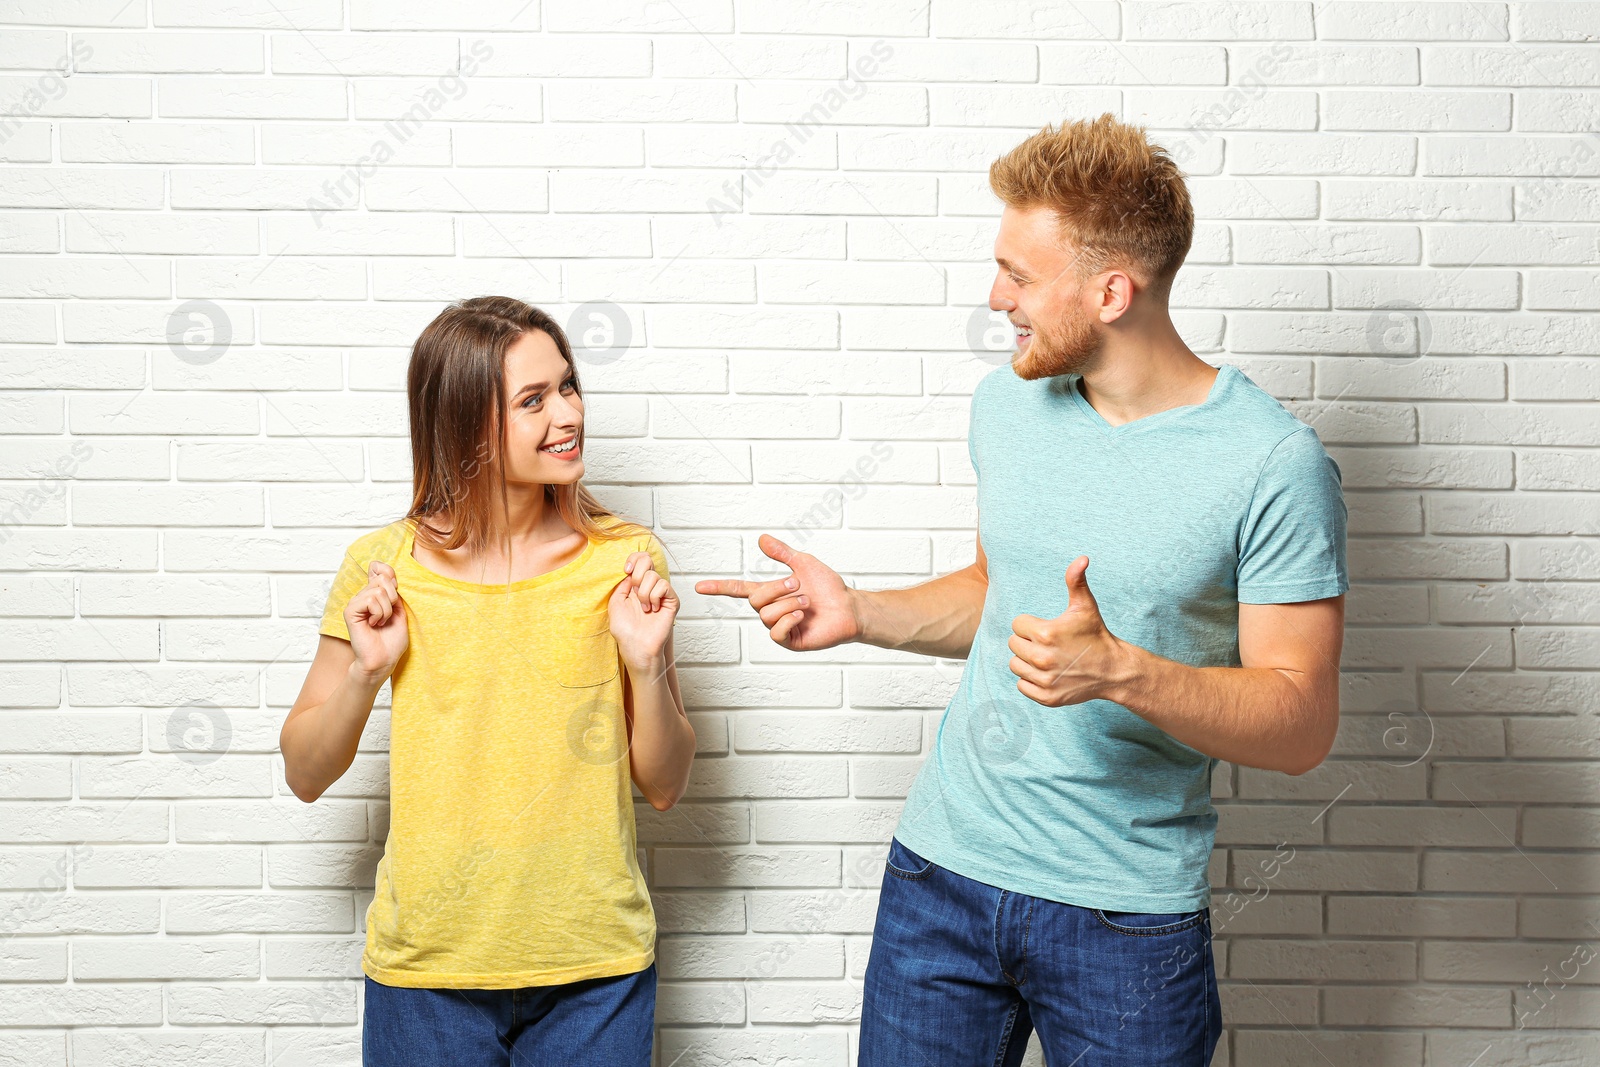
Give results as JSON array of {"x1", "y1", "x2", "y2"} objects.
[{"x1": 987, "y1": 204, "x2": 1105, "y2": 381}]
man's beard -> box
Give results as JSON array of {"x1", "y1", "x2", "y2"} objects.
[{"x1": 1012, "y1": 308, "x2": 1104, "y2": 380}]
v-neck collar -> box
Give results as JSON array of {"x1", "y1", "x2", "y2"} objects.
[{"x1": 1064, "y1": 364, "x2": 1234, "y2": 436}]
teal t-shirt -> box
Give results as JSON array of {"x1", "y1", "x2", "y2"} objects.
[{"x1": 894, "y1": 362, "x2": 1349, "y2": 913}]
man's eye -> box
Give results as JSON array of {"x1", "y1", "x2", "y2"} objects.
[{"x1": 1009, "y1": 273, "x2": 1025, "y2": 285}]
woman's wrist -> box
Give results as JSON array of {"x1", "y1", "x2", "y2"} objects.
[
  {"x1": 347, "y1": 661, "x2": 391, "y2": 690},
  {"x1": 623, "y1": 651, "x2": 669, "y2": 678}
]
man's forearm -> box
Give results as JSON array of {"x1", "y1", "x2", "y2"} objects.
[
  {"x1": 1104, "y1": 642, "x2": 1338, "y2": 776},
  {"x1": 848, "y1": 563, "x2": 988, "y2": 659}
]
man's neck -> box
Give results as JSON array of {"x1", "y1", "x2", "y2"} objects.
[{"x1": 1075, "y1": 325, "x2": 1218, "y2": 427}]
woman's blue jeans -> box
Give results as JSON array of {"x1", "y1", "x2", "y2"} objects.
[
  {"x1": 362, "y1": 962, "x2": 655, "y2": 1066},
  {"x1": 859, "y1": 837, "x2": 1222, "y2": 1066}
]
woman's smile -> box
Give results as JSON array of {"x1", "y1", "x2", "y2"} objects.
[{"x1": 540, "y1": 435, "x2": 581, "y2": 460}]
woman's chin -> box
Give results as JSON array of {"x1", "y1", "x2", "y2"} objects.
[
  {"x1": 546, "y1": 461, "x2": 584, "y2": 483},
  {"x1": 505, "y1": 463, "x2": 585, "y2": 489}
]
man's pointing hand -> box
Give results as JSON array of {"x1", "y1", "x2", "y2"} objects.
[{"x1": 695, "y1": 534, "x2": 863, "y2": 651}]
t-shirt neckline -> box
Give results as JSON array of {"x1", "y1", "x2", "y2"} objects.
[
  {"x1": 397, "y1": 520, "x2": 597, "y2": 594},
  {"x1": 1065, "y1": 363, "x2": 1234, "y2": 436}
]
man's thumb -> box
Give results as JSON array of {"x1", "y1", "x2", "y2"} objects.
[
  {"x1": 1064, "y1": 555, "x2": 1098, "y2": 614},
  {"x1": 759, "y1": 533, "x2": 798, "y2": 566}
]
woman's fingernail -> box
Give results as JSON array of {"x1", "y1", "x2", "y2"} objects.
[{"x1": 785, "y1": 578, "x2": 797, "y2": 590}]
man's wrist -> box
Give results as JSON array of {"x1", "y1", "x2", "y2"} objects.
[
  {"x1": 845, "y1": 587, "x2": 869, "y2": 645},
  {"x1": 1099, "y1": 634, "x2": 1145, "y2": 708}
]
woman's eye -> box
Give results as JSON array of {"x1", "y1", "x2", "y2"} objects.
[{"x1": 521, "y1": 379, "x2": 576, "y2": 408}]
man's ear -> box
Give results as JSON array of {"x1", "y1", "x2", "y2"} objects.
[{"x1": 1097, "y1": 269, "x2": 1138, "y2": 324}]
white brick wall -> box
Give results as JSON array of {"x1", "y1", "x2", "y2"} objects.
[{"x1": 1, "y1": 2, "x2": 1597, "y2": 1065}]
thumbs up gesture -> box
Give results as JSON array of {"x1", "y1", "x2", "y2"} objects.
[{"x1": 1007, "y1": 556, "x2": 1128, "y2": 708}]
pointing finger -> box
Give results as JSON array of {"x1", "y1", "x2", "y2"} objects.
[
  {"x1": 745, "y1": 576, "x2": 799, "y2": 611},
  {"x1": 695, "y1": 578, "x2": 751, "y2": 598}
]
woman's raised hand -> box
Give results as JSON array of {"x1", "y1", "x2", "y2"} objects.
[
  {"x1": 695, "y1": 534, "x2": 862, "y2": 652},
  {"x1": 609, "y1": 552, "x2": 680, "y2": 671},
  {"x1": 345, "y1": 561, "x2": 409, "y2": 683}
]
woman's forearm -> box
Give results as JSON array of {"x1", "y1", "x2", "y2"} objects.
[
  {"x1": 282, "y1": 663, "x2": 386, "y2": 803},
  {"x1": 624, "y1": 654, "x2": 695, "y2": 811}
]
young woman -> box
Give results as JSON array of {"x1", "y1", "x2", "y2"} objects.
[{"x1": 279, "y1": 296, "x2": 694, "y2": 1066}]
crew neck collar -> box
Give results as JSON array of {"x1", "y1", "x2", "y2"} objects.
[{"x1": 396, "y1": 520, "x2": 596, "y2": 593}]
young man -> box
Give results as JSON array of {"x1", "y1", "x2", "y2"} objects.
[{"x1": 697, "y1": 113, "x2": 1348, "y2": 1065}]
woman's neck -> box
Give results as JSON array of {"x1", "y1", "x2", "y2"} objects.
[{"x1": 415, "y1": 489, "x2": 588, "y2": 584}]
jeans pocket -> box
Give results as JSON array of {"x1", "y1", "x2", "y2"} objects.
[
  {"x1": 1092, "y1": 907, "x2": 1208, "y2": 937},
  {"x1": 883, "y1": 837, "x2": 935, "y2": 880}
]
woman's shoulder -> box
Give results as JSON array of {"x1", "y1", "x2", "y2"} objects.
[
  {"x1": 340, "y1": 518, "x2": 413, "y2": 566},
  {"x1": 592, "y1": 512, "x2": 651, "y2": 542},
  {"x1": 590, "y1": 514, "x2": 667, "y2": 569}
]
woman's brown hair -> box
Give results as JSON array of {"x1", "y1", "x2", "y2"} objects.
[{"x1": 404, "y1": 295, "x2": 643, "y2": 562}]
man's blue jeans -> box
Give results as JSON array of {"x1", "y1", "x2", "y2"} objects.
[
  {"x1": 362, "y1": 963, "x2": 655, "y2": 1066},
  {"x1": 859, "y1": 837, "x2": 1222, "y2": 1066}
]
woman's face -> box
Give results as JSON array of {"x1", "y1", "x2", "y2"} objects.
[{"x1": 500, "y1": 329, "x2": 585, "y2": 488}]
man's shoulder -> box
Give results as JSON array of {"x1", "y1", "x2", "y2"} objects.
[
  {"x1": 1211, "y1": 364, "x2": 1329, "y2": 455},
  {"x1": 971, "y1": 361, "x2": 1017, "y2": 405},
  {"x1": 970, "y1": 361, "x2": 1065, "y2": 423}
]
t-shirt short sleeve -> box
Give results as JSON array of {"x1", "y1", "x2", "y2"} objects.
[
  {"x1": 319, "y1": 548, "x2": 371, "y2": 642},
  {"x1": 1236, "y1": 426, "x2": 1349, "y2": 605},
  {"x1": 318, "y1": 522, "x2": 410, "y2": 642},
  {"x1": 641, "y1": 532, "x2": 670, "y2": 583}
]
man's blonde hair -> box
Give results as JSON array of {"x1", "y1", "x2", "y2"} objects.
[{"x1": 989, "y1": 112, "x2": 1193, "y2": 290}]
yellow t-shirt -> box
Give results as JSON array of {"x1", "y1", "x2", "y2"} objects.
[{"x1": 316, "y1": 514, "x2": 669, "y2": 989}]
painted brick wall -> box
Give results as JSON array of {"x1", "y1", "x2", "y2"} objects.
[{"x1": 1, "y1": 2, "x2": 1597, "y2": 1065}]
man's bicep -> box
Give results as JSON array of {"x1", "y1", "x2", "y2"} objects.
[{"x1": 1238, "y1": 596, "x2": 1345, "y2": 687}]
